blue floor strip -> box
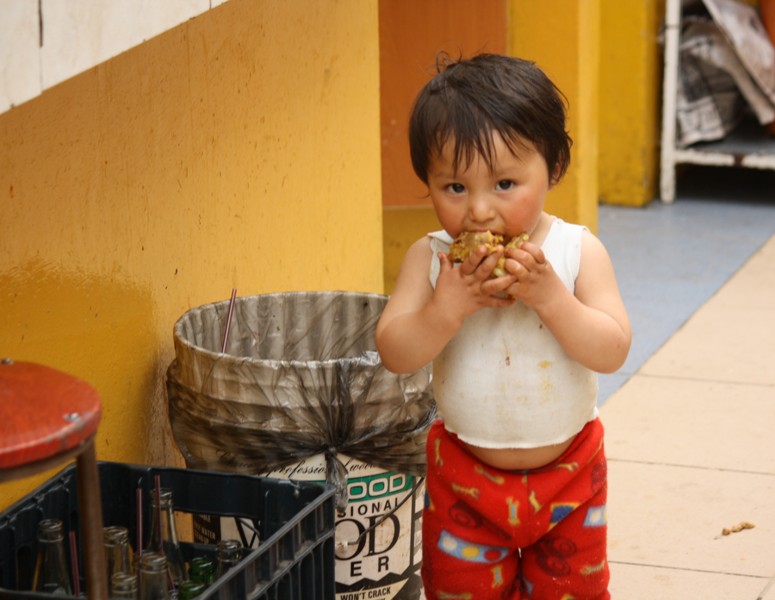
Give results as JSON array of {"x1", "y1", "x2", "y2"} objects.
[{"x1": 596, "y1": 166, "x2": 775, "y2": 403}]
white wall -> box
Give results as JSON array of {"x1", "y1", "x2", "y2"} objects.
[{"x1": 1, "y1": 0, "x2": 229, "y2": 113}]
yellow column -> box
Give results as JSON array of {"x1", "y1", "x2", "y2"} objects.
[
  {"x1": 599, "y1": 1, "x2": 663, "y2": 206},
  {"x1": 508, "y1": 0, "x2": 600, "y2": 231}
]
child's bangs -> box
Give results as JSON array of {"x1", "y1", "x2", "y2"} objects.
[{"x1": 434, "y1": 116, "x2": 531, "y2": 175}]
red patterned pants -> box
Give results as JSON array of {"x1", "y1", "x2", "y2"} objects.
[{"x1": 422, "y1": 418, "x2": 609, "y2": 599}]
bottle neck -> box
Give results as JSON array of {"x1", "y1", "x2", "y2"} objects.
[
  {"x1": 139, "y1": 553, "x2": 170, "y2": 600},
  {"x1": 146, "y1": 488, "x2": 187, "y2": 585},
  {"x1": 215, "y1": 539, "x2": 243, "y2": 577},
  {"x1": 104, "y1": 525, "x2": 134, "y2": 581},
  {"x1": 33, "y1": 519, "x2": 72, "y2": 594},
  {"x1": 110, "y1": 572, "x2": 138, "y2": 599}
]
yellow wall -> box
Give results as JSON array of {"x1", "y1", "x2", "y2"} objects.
[
  {"x1": 599, "y1": 0, "x2": 664, "y2": 206},
  {"x1": 378, "y1": 1, "x2": 507, "y2": 294},
  {"x1": 0, "y1": 0, "x2": 382, "y2": 507},
  {"x1": 510, "y1": 1, "x2": 668, "y2": 209},
  {"x1": 509, "y1": 0, "x2": 601, "y2": 230}
]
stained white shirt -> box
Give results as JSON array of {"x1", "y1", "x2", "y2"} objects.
[{"x1": 428, "y1": 218, "x2": 598, "y2": 449}]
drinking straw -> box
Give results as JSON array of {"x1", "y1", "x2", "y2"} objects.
[
  {"x1": 69, "y1": 530, "x2": 80, "y2": 596},
  {"x1": 154, "y1": 475, "x2": 162, "y2": 552},
  {"x1": 152, "y1": 475, "x2": 176, "y2": 590},
  {"x1": 221, "y1": 288, "x2": 237, "y2": 353},
  {"x1": 136, "y1": 486, "x2": 143, "y2": 560}
]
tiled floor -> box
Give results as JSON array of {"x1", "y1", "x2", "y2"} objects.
[
  {"x1": 603, "y1": 234, "x2": 775, "y2": 598},
  {"x1": 600, "y1": 167, "x2": 775, "y2": 599}
]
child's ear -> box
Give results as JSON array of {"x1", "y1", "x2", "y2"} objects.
[{"x1": 548, "y1": 164, "x2": 562, "y2": 188}]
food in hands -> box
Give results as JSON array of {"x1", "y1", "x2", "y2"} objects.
[{"x1": 448, "y1": 231, "x2": 529, "y2": 277}]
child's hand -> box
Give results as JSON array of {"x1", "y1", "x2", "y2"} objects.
[
  {"x1": 501, "y1": 241, "x2": 564, "y2": 307},
  {"x1": 434, "y1": 245, "x2": 516, "y2": 319}
]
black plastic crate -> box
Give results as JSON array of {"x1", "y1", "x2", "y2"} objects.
[{"x1": 0, "y1": 461, "x2": 336, "y2": 599}]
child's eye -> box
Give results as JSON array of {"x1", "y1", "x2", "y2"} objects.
[
  {"x1": 496, "y1": 180, "x2": 515, "y2": 191},
  {"x1": 447, "y1": 183, "x2": 466, "y2": 194}
]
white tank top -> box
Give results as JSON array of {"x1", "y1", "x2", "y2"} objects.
[{"x1": 428, "y1": 219, "x2": 598, "y2": 449}]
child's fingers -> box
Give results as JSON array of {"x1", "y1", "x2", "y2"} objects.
[
  {"x1": 471, "y1": 246, "x2": 506, "y2": 278},
  {"x1": 446, "y1": 246, "x2": 486, "y2": 277},
  {"x1": 508, "y1": 243, "x2": 546, "y2": 267}
]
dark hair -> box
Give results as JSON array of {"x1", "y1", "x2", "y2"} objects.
[{"x1": 409, "y1": 53, "x2": 572, "y2": 185}]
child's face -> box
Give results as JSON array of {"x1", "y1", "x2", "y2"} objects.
[{"x1": 426, "y1": 132, "x2": 553, "y2": 240}]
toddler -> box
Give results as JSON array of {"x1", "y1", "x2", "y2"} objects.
[{"x1": 376, "y1": 54, "x2": 631, "y2": 599}]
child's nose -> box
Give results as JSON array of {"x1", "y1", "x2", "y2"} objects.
[{"x1": 468, "y1": 194, "x2": 494, "y2": 223}]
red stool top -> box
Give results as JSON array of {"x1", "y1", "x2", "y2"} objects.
[{"x1": 0, "y1": 360, "x2": 102, "y2": 472}]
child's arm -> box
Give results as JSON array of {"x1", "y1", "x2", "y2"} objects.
[
  {"x1": 504, "y1": 230, "x2": 631, "y2": 373},
  {"x1": 376, "y1": 237, "x2": 515, "y2": 373}
]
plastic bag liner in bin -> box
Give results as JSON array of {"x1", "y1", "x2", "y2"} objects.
[{"x1": 166, "y1": 291, "x2": 435, "y2": 513}]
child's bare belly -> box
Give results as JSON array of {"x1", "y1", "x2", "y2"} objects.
[{"x1": 463, "y1": 435, "x2": 575, "y2": 471}]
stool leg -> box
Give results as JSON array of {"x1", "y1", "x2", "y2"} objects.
[{"x1": 76, "y1": 440, "x2": 108, "y2": 599}]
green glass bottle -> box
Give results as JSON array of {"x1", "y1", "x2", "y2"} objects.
[
  {"x1": 188, "y1": 556, "x2": 215, "y2": 586},
  {"x1": 177, "y1": 580, "x2": 206, "y2": 600}
]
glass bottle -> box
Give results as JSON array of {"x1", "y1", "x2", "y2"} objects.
[
  {"x1": 32, "y1": 518, "x2": 72, "y2": 595},
  {"x1": 188, "y1": 556, "x2": 215, "y2": 586},
  {"x1": 177, "y1": 581, "x2": 206, "y2": 600},
  {"x1": 105, "y1": 526, "x2": 134, "y2": 581},
  {"x1": 138, "y1": 552, "x2": 170, "y2": 600},
  {"x1": 146, "y1": 488, "x2": 187, "y2": 585},
  {"x1": 215, "y1": 539, "x2": 242, "y2": 578},
  {"x1": 111, "y1": 572, "x2": 139, "y2": 599}
]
